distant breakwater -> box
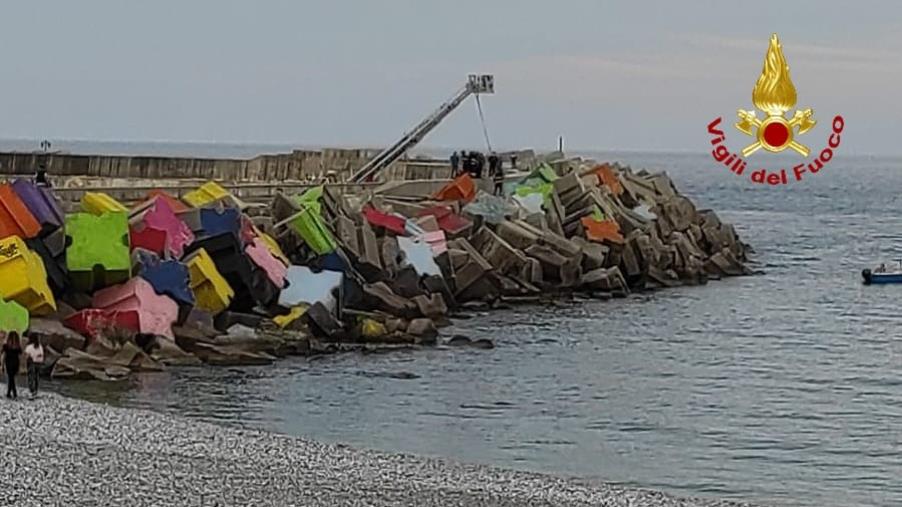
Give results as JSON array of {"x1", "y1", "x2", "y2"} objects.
[{"x1": 0, "y1": 147, "x2": 456, "y2": 183}]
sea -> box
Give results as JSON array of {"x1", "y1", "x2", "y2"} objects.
[{"x1": 35, "y1": 139, "x2": 902, "y2": 507}]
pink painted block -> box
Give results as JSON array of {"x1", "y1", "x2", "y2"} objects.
[
  {"x1": 143, "y1": 198, "x2": 195, "y2": 259},
  {"x1": 240, "y1": 214, "x2": 258, "y2": 245},
  {"x1": 92, "y1": 278, "x2": 178, "y2": 339},
  {"x1": 246, "y1": 237, "x2": 287, "y2": 288},
  {"x1": 421, "y1": 230, "x2": 448, "y2": 256}
]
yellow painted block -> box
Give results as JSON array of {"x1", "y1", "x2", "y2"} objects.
[
  {"x1": 81, "y1": 192, "x2": 128, "y2": 216},
  {"x1": 182, "y1": 181, "x2": 231, "y2": 208},
  {"x1": 361, "y1": 318, "x2": 387, "y2": 339},
  {"x1": 256, "y1": 230, "x2": 290, "y2": 266},
  {"x1": 273, "y1": 305, "x2": 307, "y2": 329},
  {"x1": 185, "y1": 248, "x2": 234, "y2": 314},
  {"x1": 0, "y1": 236, "x2": 56, "y2": 315}
]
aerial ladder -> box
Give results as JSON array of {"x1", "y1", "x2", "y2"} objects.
[{"x1": 349, "y1": 74, "x2": 494, "y2": 183}]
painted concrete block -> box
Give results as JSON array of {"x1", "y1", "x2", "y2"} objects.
[
  {"x1": 0, "y1": 236, "x2": 56, "y2": 315},
  {"x1": 92, "y1": 277, "x2": 178, "y2": 339},
  {"x1": 66, "y1": 212, "x2": 131, "y2": 291}
]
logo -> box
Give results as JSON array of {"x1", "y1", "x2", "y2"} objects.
[
  {"x1": 707, "y1": 34, "x2": 845, "y2": 185},
  {"x1": 0, "y1": 243, "x2": 18, "y2": 258}
]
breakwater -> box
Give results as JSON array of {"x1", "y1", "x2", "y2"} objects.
[
  {"x1": 0, "y1": 149, "x2": 752, "y2": 384},
  {"x1": 0, "y1": 147, "x2": 459, "y2": 183}
]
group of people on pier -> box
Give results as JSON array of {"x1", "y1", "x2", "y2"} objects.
[{"x1": 449, "y1": 150, "x2": 516, "y2": 196}]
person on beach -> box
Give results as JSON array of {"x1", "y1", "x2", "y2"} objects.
[
  {"x1": 1, "y1": 331, "x2": 23, "y2": 400},
  {"x1": 24, "y1": 334, "x2": 44, "y2": 399},
  {"x1": 450, "y1": 151, "x2": 460, "y2": 177}
]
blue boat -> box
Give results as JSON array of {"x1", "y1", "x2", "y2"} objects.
[{"x1": 862, "y1": 261, "x2": 902, "y2": 284}]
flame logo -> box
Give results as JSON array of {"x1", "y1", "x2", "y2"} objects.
[
  {"x1": 735, "y1": 34, "x2": 815, "y2": 157},
  {"x1": 752, "y1": 34, "x2": 797, "y2": 116}
]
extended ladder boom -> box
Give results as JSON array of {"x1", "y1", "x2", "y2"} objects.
[{"x1": 350, "y1": 74, "x2": 494, "y2": 183}]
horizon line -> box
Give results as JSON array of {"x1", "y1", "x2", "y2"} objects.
[{"x1": 0, "y1": 136, "x2": 898, "y2": 159}]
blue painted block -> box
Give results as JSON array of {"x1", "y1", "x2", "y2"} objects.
[
  {"x1": 138, "y1": 258, "x2": 195, "y2": 307},
  {"x1": 317, "y1": 251, "x2": 350, "y2": 273},
  {"x1": 199, "y1": 208, "x2": 240, "y2": 240},
  {"x1": 131, "y1": 248, "x2": 160, "y2": 275}
]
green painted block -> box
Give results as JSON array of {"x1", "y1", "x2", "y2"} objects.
[
  {"x1": 0, "y1": 298, "x2": 29, "y2": 334},
  {"x1": 291, "y1": 210, "x2": 337, "y2": 255},
  {"x1": 288, "y1": 186, "x2": 336, "y2": 255},
  {"x1": 515, "y1": 181, "x2": 555, "y2": 207},
  {"x1": 294, "y1": 186, "x2": 324, "y2": 209},
  {"x1": 65, "y1": 212, "x2": 131, "y2": 291},
  {"x1": 521, "y1": 163, "x2": 558, "y2": 185},
  {"x1": 515, "y1": 164, "x2": 560, "y2": 207}
]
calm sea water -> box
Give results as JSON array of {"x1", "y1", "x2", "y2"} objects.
[{"x1": 44, "y1": 141, "x2": 902, "y2": 507}]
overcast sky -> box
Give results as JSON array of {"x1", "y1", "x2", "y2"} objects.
[{"x1": 2, "y1": 1, "x2": 900, "y2": 155}]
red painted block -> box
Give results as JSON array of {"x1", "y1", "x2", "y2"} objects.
[
  {"x1": 130, "y1": 225, "x2": 168, "y2": 256},
  {"x1": 363, "y1": 206, "x2": 407, "y2": 236},
  {"x1": 64, "y1": 309, "x2": 141, "y2": 340},
  {"x1": 417, "y1": 205, "x2": 472, "y2": 236},
  {"x1": 141, "y1": 198, "x2": 195, "y2": 258}
]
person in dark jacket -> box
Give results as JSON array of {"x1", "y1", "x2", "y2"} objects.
[
  {"x1": 489, "y1": 153, "x2": 504, "y2": 195},
  {"x1": 450, "y1": 151, "x2": 460, "y2": 177},
  {"x1": 1, "y1": 331, "x2": 23, "y2": 399},
  {"x1": 464, "y1": 151, "x2": 476, "y2": 178},
  {"x1": 474, "y1": 151, "x2": 485, "y2": 179},
  {"x1": 487, "y1": 152, "x2": 499, "y2": 175},
  {"x1": 35, "y1": 164, "x2": 51, "y2": 187}
]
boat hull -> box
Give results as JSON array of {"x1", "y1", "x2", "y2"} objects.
[{"x1": 862, "y1": 269, "x2": 902, "y2": 285}]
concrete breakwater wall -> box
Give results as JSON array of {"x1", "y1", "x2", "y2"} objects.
[{"x1": 0, "y1": 147, "x2": 455, "y2": 183}]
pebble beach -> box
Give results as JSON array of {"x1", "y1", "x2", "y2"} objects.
[{"x1": 0, "y1": 393, "x2": 762, "y2": 507}]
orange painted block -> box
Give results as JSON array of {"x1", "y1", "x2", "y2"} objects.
[
  {"x1": 581, "y1": 217, "x2": 624, "y2": 244},
  {"x1": 594, "y1": 164, "x2": 623, "y2": 195},
  {"x1": 433, "y1": 173, "x2": 476, "y2": 203},
  {"x1": 0, "y1": 184, "x2": 41, "y2": 239}
]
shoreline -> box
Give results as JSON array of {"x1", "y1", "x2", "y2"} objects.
[{"x1": 0, "y1": 392, "x2": 763, "y2": 507}]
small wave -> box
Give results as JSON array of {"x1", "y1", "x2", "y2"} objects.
[{"x1": 354, "y1": 371, "x2": 421, "y2": 380}]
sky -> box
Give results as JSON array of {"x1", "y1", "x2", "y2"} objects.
[{"x1": 2, "y1": 1, "x2": 901, "y2": 155}]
